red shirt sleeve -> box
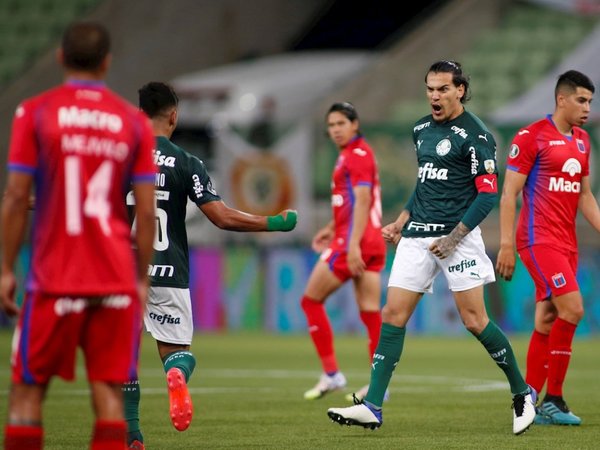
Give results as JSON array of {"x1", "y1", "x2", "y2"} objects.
[
  {"x1": 8, "y1": 100, "x2": 38, "y2": 173},
  {"x1": 506, "y1": 127, "x2": 536, "y2": 175},
  {"x1": 345, "y1": 146, "x2": 375, "y2": 187}
]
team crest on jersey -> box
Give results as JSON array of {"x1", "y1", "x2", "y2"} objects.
[
  {"x1": 552, "y1": 272, "x2": 566, "y2": 288},
  {"x1": 206, "y1": 180, "x2": 217, "y2": 195},
  {"x1": 509, "y1": 144, "x2": 519, "y2": 158},
  {"x1": 562, "y1": 158, "x2": 582, "y2": 177},
  {"x1": 576, "y1": 139, "x2": 586, "y2": 153},
  {"x1": 484, "y1": 159, "x2": 495, "y2": 174},
  {"x1": 436, "y1": 139, "x2": 451, "y2": 156}
]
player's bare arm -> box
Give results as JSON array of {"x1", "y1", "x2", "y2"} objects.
[
  {"x1": 347, "y1": 185, "x2": 370, "y2": 276},
  {"x1": 382, "y1": 209, "x2": 410, "y2": 245},
  {"x1": 200, "y1": 200, "x2": 297, "y2": 232},
  {"x1": 312, "y1": 221, "x2": 334, "y2": 253},
  {"x1": 577, "y1": 176, "x2": 600, "y2": 234},
  {"x1": 429, "y1": 222, "x2": 470, "y2": 259},
  {"x1": 496, "y1": 170, "x2": 527, "y2": 281},
  {"x1": 0, "y1": 172, "x2": 32, "y2": 316},
  {"x1": 2, "y1": 191, "x2": 35, "y2": 210}
]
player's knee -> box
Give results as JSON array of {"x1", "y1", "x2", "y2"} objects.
[
  {"x1": 381, "y1": 304, "x2": 407, "y2": 326},
  {"x1": 301, "y1": 296, "x2": 323, "y2": 312},
  {"x1": 563, "y1": 305, "x2": 584, "y2": 324},
  {"x1": 462, "y1": 317, "x2": 487, "y2": 335},
  {"x1": 574, "y1": 307, "x2": 585, "y2": 322}
]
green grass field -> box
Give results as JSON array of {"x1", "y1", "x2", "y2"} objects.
[{"x1": 0, "y1": 330, "x2": 598, "y2": 449}]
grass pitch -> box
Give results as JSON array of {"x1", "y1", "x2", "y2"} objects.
[{"x1": 0, "y1": 330, "x2": 599, "y2": 449}]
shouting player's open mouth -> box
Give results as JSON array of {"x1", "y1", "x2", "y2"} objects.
[{"x1": 431, "y1": 104, "x2": 442, "y2": 118}]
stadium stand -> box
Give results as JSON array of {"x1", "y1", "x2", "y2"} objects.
[
  {"x1": 390, "y1": 1, "x2": 597, "y2": 121},
  {"x1": 0, "y1": 0, "x2": 100, "y2": 88},
  {"x1": 0, "y1": 0, "x2": 327, "y2": 192},
  {"x1": 315, "y1": 0, "x2": 502, "y2": 124}
]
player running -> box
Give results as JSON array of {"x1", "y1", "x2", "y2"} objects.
[
  {"x1": 124, "y1": 82, "x2": 297, "y2": 449},
  {"x1": 301, "y1": 102, "x2": 386, "y2": 402}
]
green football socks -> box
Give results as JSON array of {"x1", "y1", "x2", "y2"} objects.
[
  {"x1": 123, "y1": 379, "x2": 142, "y2": 443},
  {"x1": 123, "y1": 351, "x2": 196, "y2": 445},
  {"x1": 364, "y1": 323, "x2": 406, "y2": 408},
  {"x1": 475, "y1": 321, "x2": 529, "y2": 395},
  {"x1": 162, "y1": 350, "x2": 197, "y2": 382}
]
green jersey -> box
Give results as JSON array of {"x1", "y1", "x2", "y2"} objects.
[
  {"x1": 148, "y1": 136, "x2": 220, "y2": 288},
  {"x1": 403, "y1": 110, "x2": 498, "y2": 238}
]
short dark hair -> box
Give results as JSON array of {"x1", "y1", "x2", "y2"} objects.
[
  {"x1": 61, "y1": 21, "x2": 110, "y2": 71},
  {"x1": 327, "y1": 102, "x2": 359, "y2": 122},
  {"x1": 555, "y1": 70, "x2": 595, "y2": 98},
  {"x1": 426, "y1": 60, "x2": 471, "y2": 104},
  {"x1": 138, "y1": 82, "x2": 179, "y2": 118}
]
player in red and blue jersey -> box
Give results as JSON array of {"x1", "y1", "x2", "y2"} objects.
[
  {"x1": 328, "y1": 132, "x2": 384, "y2": 261},
  {"x1": 302, "y1": 102, "x2": 385, "y2": 402},
  {"x1": 497, "y1": 70, "x2": 600, "y2": 426},
  {"x1": 0, "y1": 22, "x2": 156, "y2": 450}
]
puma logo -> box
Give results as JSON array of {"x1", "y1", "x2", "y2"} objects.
[{"x1": 483, "y1": 178, "x2": 495, "y2": 190}]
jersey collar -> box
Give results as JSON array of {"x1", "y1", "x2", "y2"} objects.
[
  {"x1": 65, "y1": 78, "x2": 107, "y2": 89},
  {"x1": 546, "y1": 114, "x2": 573, "y2": 141}
]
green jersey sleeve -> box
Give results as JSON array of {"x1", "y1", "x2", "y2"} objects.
[{"x1": 184, "y1": 153, "x2": 221, "y2": 206}]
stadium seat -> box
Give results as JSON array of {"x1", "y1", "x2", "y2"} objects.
[
  {"x1": 0, "y1": 0, "x2": 101, "y2": 90},
  {"x1": 389, "y1": 2, "x2": 596, "y2": 117},
  {"x1": 460, "y1": 3, "x2": 594, "y2": 115}
]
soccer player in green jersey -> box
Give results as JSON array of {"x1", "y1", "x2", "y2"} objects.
[
  {"x1": 327, "y1": 60, "x2": 536, "y2": 435},
  {"x1": 124, "y1": 82, "x2": 297, "y2": 449}
]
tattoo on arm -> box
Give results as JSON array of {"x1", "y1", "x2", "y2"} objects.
[
  {"x1": 432, "y1": 222, "x2": 471, "y2": 259},
  {"x1": 446, "y1": 222, "x2": 470, "y2": 246}
]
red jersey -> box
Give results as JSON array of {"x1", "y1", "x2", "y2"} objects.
[
  {"x1": 8, "y1": 80, "x2": 156, "y2": 295},
  {"x1": 506, "y1": 115, "x2": 590, "y2": 252},
  {"x1": 330, "y1": 135, "x2": 384, "y2": 254}
]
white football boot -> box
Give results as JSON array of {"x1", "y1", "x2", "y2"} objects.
[
  {"x1": 303, "y1": 372, "x2": 347, "y2": 400},
  {"x1": 512, "y1": 386, "x2": 537, "y2": 435},
  {"x1": 327, "y1": 401, "x2": 382, "y2": 430}
]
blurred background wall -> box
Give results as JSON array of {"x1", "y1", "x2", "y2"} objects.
[{"x1": 1, "y1": 0, "x2": 599, "y2": 334}]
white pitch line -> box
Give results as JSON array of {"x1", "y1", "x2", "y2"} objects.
[{"x1": 0, "y1": 368, "x2": 509, "y2": 396}]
